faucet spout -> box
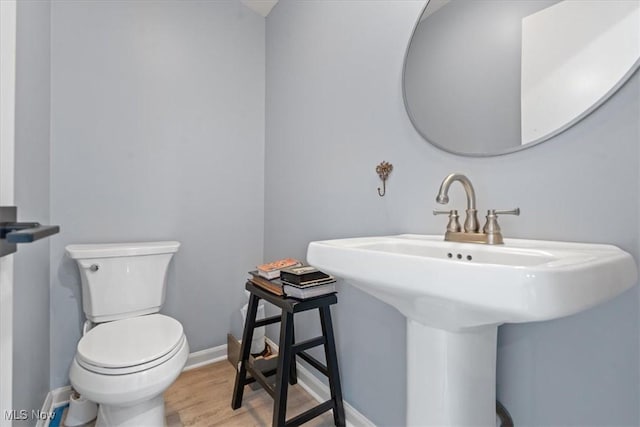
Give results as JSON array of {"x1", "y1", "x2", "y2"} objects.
[
  {"x1": 436, "y1": 173, "x2": 477, "y2": 209},
  {"x1": 436, "y1": 173, "x2": 479, "y2": 232}
]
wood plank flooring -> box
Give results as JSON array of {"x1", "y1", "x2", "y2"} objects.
[{"x1": 164, "y1": 361, "x2": 334, "y2": 426}]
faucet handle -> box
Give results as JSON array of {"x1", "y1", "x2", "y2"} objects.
[
  {"x1": 483, "y1": 208, "x2": 520, "y2": 234},
  {"x1": 433, "y1": 209, "x2": 461, "y2": 232},
  {"x1": 490, "y1": 208, "x2": 520, "y2": 216}
]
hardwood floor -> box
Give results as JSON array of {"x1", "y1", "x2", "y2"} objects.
[{"x1": 164, "y1": 361, "x2": 335, "y2": 426}]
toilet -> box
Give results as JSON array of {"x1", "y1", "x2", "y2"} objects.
[{"x1": 66, "y1": 241, "x2": 189, "y2": 427}]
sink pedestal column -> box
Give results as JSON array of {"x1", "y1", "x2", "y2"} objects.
[{"x1": 407, "y1": 320, "x2": 498, "y2": 426}]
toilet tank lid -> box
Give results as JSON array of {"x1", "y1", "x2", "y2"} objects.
[{"x1": 66, "y1": 241, "x2": 180, "y2": 259}]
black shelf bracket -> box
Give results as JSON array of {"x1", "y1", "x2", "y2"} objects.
[{"x1": 0, "y1": 206, "x2": 60, "y2": 257}]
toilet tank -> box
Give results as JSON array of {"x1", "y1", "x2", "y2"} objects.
[{"x1": 65, "y1": 241, "x2": 180, "y2": 323}]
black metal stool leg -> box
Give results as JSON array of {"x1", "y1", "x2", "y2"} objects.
[
  {"x1": 320, "y1": 305, "x2": 346, "y2": 427},
  {"x1": 289, "y1": 321, "x2": 297, "y2": 385},
  {"x1": 231, "y1": 293, "x2": 260, "y2": 409},
  {"x1": 273, "y1": 311, "x2": 294, "y2": 427}
]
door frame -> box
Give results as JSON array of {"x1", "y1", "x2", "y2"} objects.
[{"x1": 0, "y1": 0, "x2": 17, "y2": 422}]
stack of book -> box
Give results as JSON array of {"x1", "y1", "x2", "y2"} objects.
[
  {"x1": 248, "y1": 270, "x2": 285, "y2": 296},
  {"x1": 249, "y1": 258, "x2": 301, "y2": 296},
  {"x1": 248, "y1": 259, "x2": 336, "y2": 299},
  {"x1": 279, "y1": 265, "x2": 336, "y2": 299},
  {"x1": 256, "y1": 258, "x2": 301, "y2": 280}
]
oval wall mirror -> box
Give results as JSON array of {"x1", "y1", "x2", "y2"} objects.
[{"x1": 403, "y1": 0, "x2": 640, "y2": 157}]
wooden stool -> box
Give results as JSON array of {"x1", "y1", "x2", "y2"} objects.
[{"x1": 231, "y1": 281, "x2": 346, "y2": 427}]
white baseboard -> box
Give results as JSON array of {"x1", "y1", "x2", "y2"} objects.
[
  {"x1": 40, "y1": 342, "x2": 375, "y2": 427},
  {"x1": 183, "y1": 343, "x2": 227, "y2": 371}
]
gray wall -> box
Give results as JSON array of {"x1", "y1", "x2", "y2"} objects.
[
  {"x1": 265, "y1": 1, "x2": 639, "y2": 425},
  {"x1": 13, "y1": 0, "x2": 52, "y2": 418},
  {"x1": 49, "y1": 0, "x2": 265, "y2": 388}
]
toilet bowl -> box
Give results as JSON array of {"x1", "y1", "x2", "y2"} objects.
[
  {"x1": 70, "y1": 315, "x2": 189, "y2": 426},
  {"x1": 66, "y1": 242, "x2": 187, "y2": 427}
]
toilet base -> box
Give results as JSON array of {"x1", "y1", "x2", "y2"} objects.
[{"x1": 96, "y1": 395, "x2": 166, "y2": 427}]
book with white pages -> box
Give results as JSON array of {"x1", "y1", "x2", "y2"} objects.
[{"x1": 282, "y1": 281, "x2": 336, "y2": 299}]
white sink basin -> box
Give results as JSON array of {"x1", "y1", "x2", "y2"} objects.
[
  {"x1": 307, "y1": 234, "x2": 637, "y2": 426},
  {"x1": 307, "y1": 234, "x2": 637, "y2": 330}
]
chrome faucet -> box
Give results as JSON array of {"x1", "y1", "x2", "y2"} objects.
[{"x1": 433, "y1": 173, "x2": 519, "y2": 244}]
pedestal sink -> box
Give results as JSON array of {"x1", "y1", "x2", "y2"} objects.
[{"x1": 307, "y1": 234, "x2": 637, "y2": 426}]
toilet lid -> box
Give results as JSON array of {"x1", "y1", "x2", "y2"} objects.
[{"x1": 77, "y1": 314, "x2": 184, "y2": 369}]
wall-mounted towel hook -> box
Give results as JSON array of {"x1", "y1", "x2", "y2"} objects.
[{"x1": 376, "y1": 161, "x2": 393, "y2": 197}]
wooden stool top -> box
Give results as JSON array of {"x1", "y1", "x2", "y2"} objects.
[{"x1": 245, "y1": 281, "x2": 337, "y2": 313}]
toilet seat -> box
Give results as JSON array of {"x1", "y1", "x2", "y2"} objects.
[{"x1": 76, "y1": 314, "x2": 184, "y2": 375}]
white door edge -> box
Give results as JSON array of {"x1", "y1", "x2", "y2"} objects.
[{"x1": 0, "y1": 0, "x2": 17, "y2": 423}]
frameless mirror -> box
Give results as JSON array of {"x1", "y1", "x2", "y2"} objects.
[{"x1": 403, "y1": 0, "x2": 640, "y2": 157}]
